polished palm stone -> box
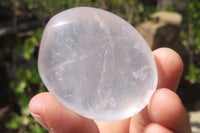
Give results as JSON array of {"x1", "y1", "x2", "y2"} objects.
[{"x1": 38, "y1": 7, "x2": 158, "y2": 121}]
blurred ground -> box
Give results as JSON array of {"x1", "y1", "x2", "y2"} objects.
[{"x1": 190, "y1": 111, "x2": 200, "y2": 133}]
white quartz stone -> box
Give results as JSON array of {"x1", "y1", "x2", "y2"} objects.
[{"x1": 38, "y1": 7, "x2": 158, "y2": 121}]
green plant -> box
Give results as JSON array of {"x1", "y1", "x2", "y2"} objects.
[
  {"x1": 185, "y1": 63, "x2": 200, "y2": 84},
  {"x1": 182, "y1": 0, "x2": 200, "y2": 83},
  {"x1": 1, "y1": 0, "x2": 158, "y2": 132},
  {"x1": 6, "y1": 28, "x2": 46, "y2": 132}
]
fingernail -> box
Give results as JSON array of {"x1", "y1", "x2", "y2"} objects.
[
  {"x1": 29, "y1": 95, "x2": 51, "y2": 131},
  {"x1": 30, "y1": 111, "x2": 41, "y2": 118}
]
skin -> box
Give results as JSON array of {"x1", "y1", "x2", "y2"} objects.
[{"x1": 29, "y1": 48, "x2": 192, "y2": 133}]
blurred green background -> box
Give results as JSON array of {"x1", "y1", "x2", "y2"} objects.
[{"x1": 0, "y1": 0, "x2": 200, "y2": 132}]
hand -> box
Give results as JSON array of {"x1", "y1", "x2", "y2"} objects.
[{"x1": 29, "y1": 48, "x2": 192, "y2": 133}]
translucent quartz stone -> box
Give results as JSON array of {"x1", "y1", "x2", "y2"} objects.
[{"x1": 38, "y1": 7, "x2": 158, "y2": 121}]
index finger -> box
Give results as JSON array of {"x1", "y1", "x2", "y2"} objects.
[{"x1": 153, "y1": 47, "x2": 184, "y2": 91}]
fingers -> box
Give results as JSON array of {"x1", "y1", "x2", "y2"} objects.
[
  {"x1": 95, "y1": 119, "x2": 130, "y2": 133},
  {"x1": 144, "y1": 123, "x2": 174, "y2": 133},
  {"x1": 148, "y1": 88, "x2": 191, "y2": 133},
  {"x1": 153, "y1": 48, "x2": 184, "y2": 91},
  {"x1": 29, "y1": 92, "x2": 99, "y2": 133},
  {"x1": 130, "y1": 48, "x2": 184, "y2": 133},
  {"x1": 29, "y1": 48, "x2": 186, "y2": 133}
]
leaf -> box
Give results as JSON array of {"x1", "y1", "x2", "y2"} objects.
[
  {"x1": 138, "y1": 3, "x2": 144, "y2": 13},
  {"x1": 30, "y1": 66, "x2": 41, "y2": 84},
  {"x1": 16, "y1": 81, "x2": 27, "y2": 94},
  {"x1": 25, "y1": 69, "x2": 32, "y2": 80},
  {"x1": 185, "y1": 64, "x2": 200, "y2": 83},
  {"x1": 32, "y1": 28, "x2": 43, "y2": 44},
  {"x1": 6, "y1": 113, "x2": 23, "y2": 130},
  {"x1": 23, "y1": 38, "x2": 35, "y2": 60},
  {"x1": 31, "y1": 124, "x2": 46, "y2": 133},
  {"x1": 17, "y1": 69, "x2": 26, "y2": 81}
]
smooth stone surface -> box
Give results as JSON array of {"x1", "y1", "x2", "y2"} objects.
[{"x1": 38, "y1": 7, "x2": 158, "y2": 121}]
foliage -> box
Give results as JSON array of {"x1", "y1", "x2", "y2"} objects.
[
  {"x1": 5, "y1": 29, "x2": 46, "y2": 132},
  {"x1": 0, "y1": 0, "x2": 149, "y2": 132},
  {"x1": 1, "y1": 0, "x2": 200, "y2": 132},
  {"x1": 182, "y1": 0, "x2": 200, "y2": 83},
  {"x1": 0, "y1": 0, "x2": 157, "y2": 132},
  {"x1": 0, "y1": 0, "x2": 152, "y2": 24},
  {"x1": 185, "y1": 63, "x2": 200, "y2": 84}
]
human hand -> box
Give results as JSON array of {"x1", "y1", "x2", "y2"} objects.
[{"x1": 29, "y1": 48, "x2": 191, "y2": 133}]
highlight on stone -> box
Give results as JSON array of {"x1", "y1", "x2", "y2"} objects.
[{"x1": 38, "y1": 7, "x2": 158, "y2": 121}]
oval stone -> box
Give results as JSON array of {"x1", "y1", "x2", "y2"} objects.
[{"x1": 38, "y1": 7, "x2": 158, "y2": 121}]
